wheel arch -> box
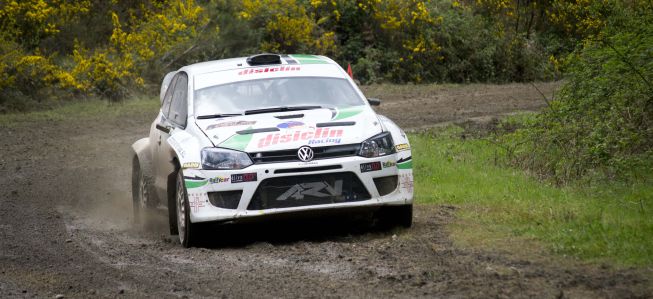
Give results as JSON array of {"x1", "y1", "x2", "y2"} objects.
[
  {"x1": 167, "y1": 156, "x2": 181, "y2": 203},
  {"x1": 131, "y1": 138, "x2": 156, "y2": 202},
  {"x1": 131, "y1": 138, "x2": 154, "y2": 177}
]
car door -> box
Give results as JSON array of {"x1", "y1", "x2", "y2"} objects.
[
  {"x1": 150, "y1": 72, "x2": 176, "y2": 164},
  {"x1": 154, "y1": 72, "x2": 188, "y2": 202}
]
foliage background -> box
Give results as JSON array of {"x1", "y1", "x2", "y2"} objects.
[{"x1": 1, "y1": 0, "x2": 595, "y2": 109}]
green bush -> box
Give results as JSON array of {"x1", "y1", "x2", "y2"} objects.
[{"x1": 501, "y1": 2, "x2": 653, "y2": 183}]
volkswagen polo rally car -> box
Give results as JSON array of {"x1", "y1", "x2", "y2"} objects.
[{"x1": 131, "y1": 54, "x2": 413, "y2": 247}]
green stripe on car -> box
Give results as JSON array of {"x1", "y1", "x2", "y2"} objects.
[
  {"x1": 185, "y1": 180, "x2": 208, "y2": 189},
  {"x1": 332, "y1": 106, "x2": 364, "y2": 121},
  {"x1": 219, "y1": 127, "x2": 254, "y2": 151},
  {"x1": 397, "y1": 159, "x2": 412, "y2": 169},
  {"x1": 290, "y1": 54, "x2": 329, "y2": 64}
]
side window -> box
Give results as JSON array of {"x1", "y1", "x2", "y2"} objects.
[
  {"x1": 161, "y1": 75, "x2": 177, "y2": 118},
  {"x1": 168, "y1": 73, "x2": 188, "y2": 128}
]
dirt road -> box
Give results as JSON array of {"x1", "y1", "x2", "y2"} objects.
[{"x1": 1, "y1": 82, "x2": 650, "y2": 298}]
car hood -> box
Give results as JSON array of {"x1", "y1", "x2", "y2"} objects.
[{"x1": 194, "y1": 106, "x2": 382, "y2": 152}]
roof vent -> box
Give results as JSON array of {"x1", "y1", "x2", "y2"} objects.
[{"x1": 246, "y1": 53, "x2": 282, "y2": 66}]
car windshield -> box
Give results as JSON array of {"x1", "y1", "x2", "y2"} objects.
[{"x1": 194, "y1": 77, "x2": 365, "y2": 116}]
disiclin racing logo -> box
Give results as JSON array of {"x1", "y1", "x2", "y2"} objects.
[
  {"x1": 238, "y1": 66, "x2": 300, "y2": 75},
  {"x1": 257, "y1": 127, "x2": 343, "y2": 148}
]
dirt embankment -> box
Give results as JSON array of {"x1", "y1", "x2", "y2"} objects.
[
  {"x1": 362, "y1": 82, "x2": 560, "y2": 129},
  {"x1": 1, "y1": 82, "x2": 651, "y2": 298}
]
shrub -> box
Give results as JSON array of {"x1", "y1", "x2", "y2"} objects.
[
  {"x1": 501, "y1": 2, "x2": 653, "y2": 183},
  {"x1": 0, "y1": 0, "x2": 212, "y2": 104}
]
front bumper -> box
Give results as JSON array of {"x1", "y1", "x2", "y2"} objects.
[{"x1": 181, "y1": 154, "x2": 413, "y2": 223}]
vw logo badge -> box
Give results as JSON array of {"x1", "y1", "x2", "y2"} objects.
[{"x1": 297, "y1": 146, "x2": 314, "y2": 162}]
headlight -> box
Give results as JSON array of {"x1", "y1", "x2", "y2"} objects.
[
  {"x1": 358, "y1": 132, "x2": 396, "y2": 158},
  {"x1": 201, "y1": 147, "x2": 253, "y2": 170}
]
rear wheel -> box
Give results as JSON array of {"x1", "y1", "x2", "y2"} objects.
[
  {"x1": 377, "y1": 204, "x2": 413, "y2": 229},
  {"x1": 176, "y1": 170, "x2": 195, "y2": 247},
  {"x1": 132, "y1": 157, "x2": 153, "y2": 229}
]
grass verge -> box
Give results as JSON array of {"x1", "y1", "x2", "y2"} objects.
[
  {"x1": 411, "y1": 125, "x2": 653, "y2": 267},
  {"x1": 0, "y1": 97, "x2": 159, "y2": 127}
]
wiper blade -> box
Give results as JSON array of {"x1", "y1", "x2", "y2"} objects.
[
  {"x1": 196, "y1": 113, "x2": 242, "y2": 120},
  {"x1": 244, "y1": 105, "x2": 323, "y2": 115}
]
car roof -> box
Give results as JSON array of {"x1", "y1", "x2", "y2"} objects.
[
  {"x1": 181, "y1": 54, "x2": 351, "y2": 91},
  {"x1": 178, "y1": 54, "x2": 342, "y2": 77}
]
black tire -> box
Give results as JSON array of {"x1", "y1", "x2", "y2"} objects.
[
  {"x1": 377, "y1": 204, "x2": 413, "y2": 229},
  {"x1": 175, "y1": 170, "x2": 195, "y2": 247},
  {"x1": 132, "y1": 156, "x2": 153, "y2": 230}
]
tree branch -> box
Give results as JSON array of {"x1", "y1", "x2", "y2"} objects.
[{"x1": 603, "y1": 37, "x2": 653, "y2": 93}]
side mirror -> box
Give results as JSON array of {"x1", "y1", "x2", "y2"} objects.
[
  {"x1": 159, "y1": 71, "x2": 177, "y2": 105},
  {"x1": 367, "y1": 98, "x2": 381, "y2": 106}
]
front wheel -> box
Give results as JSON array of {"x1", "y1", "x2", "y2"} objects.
[{"x1": 176, "y1": 170, "x2": 195, "y2": 247}]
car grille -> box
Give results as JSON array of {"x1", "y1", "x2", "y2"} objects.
[
  {"x1": 247, "y1": 172, "x2": 370, "y2": 210},
  {"x1": 249, "y1": 144, "x2": 360, "y2": 164}
]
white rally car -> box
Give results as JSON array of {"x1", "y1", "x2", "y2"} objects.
[{"x1": 131, "y1": 54, "x2": 413, "y2": 247}]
